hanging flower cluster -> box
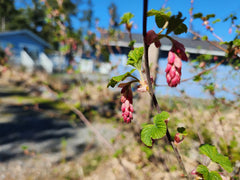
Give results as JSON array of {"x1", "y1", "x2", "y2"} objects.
[
  {"x1": 165, "y1": 51, "x2": 182, "y2": 87},
  {"x1": 119, "y1": 84, "x2": 134, "y2": 123},
  {"x1": 165, "y1": 40, "x2": 188, "y2": 87}
]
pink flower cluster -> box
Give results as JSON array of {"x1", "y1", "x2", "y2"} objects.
[
  {"x1": 165, "y1": 51, "x2": 182, "y2": 87},
  {"x1": 165, "y1": 40, "x2": 188, "y2": 87},
  {"x1": 119, "y1": 84, "x2": 134, "y2": 123}
]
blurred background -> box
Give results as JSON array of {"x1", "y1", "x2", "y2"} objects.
[{"x1": 0, "y1": 0, "x2": 239, "y2": 179}]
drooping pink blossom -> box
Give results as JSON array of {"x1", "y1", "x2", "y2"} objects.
[
  {"x1": 165, "y1": 51, "x2": 182, "y2": 87},
  {"x1": 144, "y1": 30, "x2": 161, "y2": 48},
  {"x1": 119, "y1": 83, "x2": 134, "y2": 123}
]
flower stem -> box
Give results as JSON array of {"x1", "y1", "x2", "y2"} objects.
[{"x1": 142, "y1": 0, "x2": 190, "y2": 179}]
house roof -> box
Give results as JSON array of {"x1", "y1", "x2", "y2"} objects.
[
  {"x1": 109, "y1": 33, "x2": 225, "y2": 56},
  {"x1": 0, "y1": 29, "x2": 50, "y2": 48}
]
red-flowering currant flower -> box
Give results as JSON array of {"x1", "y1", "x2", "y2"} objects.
[
  {"x1": 144, "y1": 30, "x2": 161, "y2": 48},
  {"x1": 119, "y1": 83, "x2": 134, "y2": 123},
  {"x1": 165, "y1": 51, "x2": 182, "y2": 87},
  {"x1": 171, "y1": 39, "x2": 188, "y2": 61}
]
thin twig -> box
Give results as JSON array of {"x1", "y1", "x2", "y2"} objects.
[
  {"x1": 181, "y1": 59, "x2": 225, "y2": 82},
  {"x1": 142, "y1": 0, "x2": 190, "y2": 179},
  {"x1": 189, "y1": 29, "x2": 228, "y2": 53},
  {"x1": 67, "y1": 104, "x2": 132, "y2": 180},
  {"x1": 69, "y1": 105, "x2": 114, "y2": 152}
]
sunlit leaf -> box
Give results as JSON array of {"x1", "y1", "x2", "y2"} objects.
[
  {"x1": 196, "y1": 165, "x2": 209, "y2": 179},
  {"x1": 209, "y1": 171, "x2": 222, "y2": 180},
  {"x1": 141, "y1": 111, "x2": 168, "y2": 146},
  {"x1": 107, "y1": 69, "x2": 136, "y2": 88},
  {"x1": 147, "y1": 9, "x2": 171, "y2": 28},
  {"x1": 127, "y1": 47, "x2": 144, "y2": 70},
  {"x1": 119, "y1": 12, "x2": 134, "y2": 25},
  {"x1": 212, "y1": 19, "x2": 221, "y2": 24},
  {"x1": 199, "y1": 144, "x2": 233, "y2": 173},
  {"x1": 196, "y1": 165, "x2": 222, "y2": 180}
]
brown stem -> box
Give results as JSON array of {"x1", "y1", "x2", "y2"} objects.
[{"x1": 142, "y1": 0, "x2": 190, "y2": 179}]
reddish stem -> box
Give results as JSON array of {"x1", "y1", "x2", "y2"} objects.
[{"x1": 142, "y1": 0, "x2": 190, "y2": 179}]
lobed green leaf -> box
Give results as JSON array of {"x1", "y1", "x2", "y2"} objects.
[
  {"x1": 107, "y1": 69, "x2": 136, "y2": 88},
  {"x1": 199, "y1": 144, "x2": 233, "y2": 173},
  {"x1": 166, "y1": 12, "x2": 187, "y2": 35},
  {"x1": 127, "y1": 47, "x2": 144, "y2": 70},
  {"x1": 147, "y1": 9, "x2": 171, "y2": 28},
  {"x1": 141, "y1": 112, "x2": 168, "y2": 147}
]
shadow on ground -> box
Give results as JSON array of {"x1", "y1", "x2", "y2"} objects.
[{"x1": 0, "y1": 88, "x2": 88, "y2": 162}]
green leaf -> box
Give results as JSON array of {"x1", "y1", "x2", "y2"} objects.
[
  {"x1": 196, "y1": 165, "x2": 210, "y2": 179},
  {"x1": 193, "y1": 13, "x2": 203, "y2": 19},
  {"x1": 147, "y1": 9, "x2": 171, "y2": 17},
  {"x1": 199, "y1": 144, "x2": 233, "y2": 173},
  {"x1": 155, "y1": 14, "x2": 170, "y2": 28},
  {"x1": 127, "y1": 47, "x2": 144, "y2": 70},
  {"x1": 154, "y1": 111, "x2": 170, "y2": 123},
  {"x1": 128, "y1": 40, "x2": 136, "y2": 48},
  {"x1": 141, "y1": 125, "x2": 156, "y2": 146},
  {"x1": 166, "y1": 12, "x2": 187, "y2": 35},
  {"x1": 141, "y1": 111, "x2": 168, "y2": 146},
  {"x1": 206, "y1": 14, "x2": 216, "y2": 20},
  {"x1": 193, "y1": 75, "x2": 202, "y2": 82},
  {"x1": 196, "y1": 165, "x2": 222, "y2": 180},
  {"x1": 209, "y1": 171, "x2": 222, "y2": 180},
  {"x1": 212, "y1": 19, "x2": 221, "y2": 24},
  {"x1": 119, "y1": 12, "x2": 134, "y2": 25},
  {"x1": 202, "y1": 35, "x2": 208, "y2": 41},
  {"x1": 233, "y1": 39, "x2": 240, "y2": 46},
  {"x1": 107, "y1": 69, "x2": 136, "y2": 88},
  {"x1": 174, "y1": 23, "x2": 188, "y2": 35},
  {"x1": 177, "y1": 127, "x2": 187, "y2": 135},
  {"x1": 147, "y1": 9, "x2": 171, "y2": 28}
]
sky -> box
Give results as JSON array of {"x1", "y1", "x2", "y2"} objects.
[
  {"x1": 14, "y1": 0, "x2": 240, "y2": 41},
  {"x1": 87, "y1": 0, "x2": 240, "y2": 41}
]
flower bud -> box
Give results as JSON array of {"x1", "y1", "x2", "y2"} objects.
[{"x1": 174, "y1": 133, "x2": 185, "y2": 144}]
